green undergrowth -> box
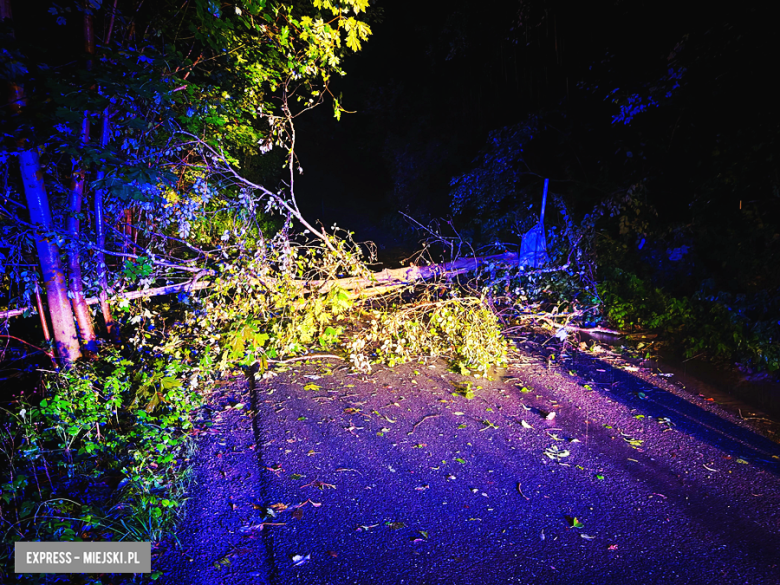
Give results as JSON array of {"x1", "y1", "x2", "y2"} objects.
[
  {"x1": 0, "y1": 346, "x2": 201, "y2": 583},
  {"x1": 599, "y1": 269, "x2": 780, "y2": 372}
]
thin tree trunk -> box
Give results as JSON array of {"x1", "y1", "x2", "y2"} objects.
[
  {"x1": 123, "y1": 208, "x2": 133, "y2": 254},
  {"x1": 34, "y1": 283, "x2": 52, "y2": 342},
  {"x1": 95, "y1": 108, "x2": 120, "y2": 342},
  {"x1": 64, "y1": 2, "x2": 98, "y2": 351},
  {"x1": 67, "y1": 112, "x2": 98, "y2": 351}
]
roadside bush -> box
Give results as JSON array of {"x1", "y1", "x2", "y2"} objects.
[{"x1": 0, "y1": 347, "x2": 201, "y2": 583}]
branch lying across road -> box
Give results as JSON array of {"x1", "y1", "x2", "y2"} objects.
[{"x1": 1, "y1": 252, "x2": 577, "y2": 320}]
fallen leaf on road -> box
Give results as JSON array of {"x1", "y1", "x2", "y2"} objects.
[
  {"x1": 521, "y1": 420, "x2": 533, "y2": 429},
  {"x1": 543, "y1": 445, "x2": 570, "y2": 461},
  {"x1": 480, "y1": 419, "x2": 499, "y2": 430},
  {"x1": 301, "y1": 479, "x2": 336, "y2": 490},
  {"x1": 291, "y1": 554, "x2": 310, "y2": 566},
  {"x1": 621, "y1": 434, "x2": 644, "y2": 448},
  {"x1": 238, "y1": 522, "x2": 286, "y2": 533}
]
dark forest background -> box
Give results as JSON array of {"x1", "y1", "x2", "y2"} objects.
[{"x1": 292, "y1": 0, "x2": 780, "y2": 372}]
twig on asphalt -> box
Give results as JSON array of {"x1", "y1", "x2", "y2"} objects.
[
  {"x1": 516, "y1": 482, "x2": 530, "y2": 501},
  {"x1": 410, "y1": 413, "x2": 442, "y2": 433}
]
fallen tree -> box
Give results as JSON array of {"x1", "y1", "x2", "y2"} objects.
[
  {"x1": 0, "y1": 252, "x2": 580, "y2": 319},
  {"x1": 0, "y1": 252, "x2": 516, "y2": 319}
]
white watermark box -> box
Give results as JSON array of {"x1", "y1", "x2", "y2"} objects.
[{"x1": 15, "y1": 542, "x2": 151, "y2": 574}]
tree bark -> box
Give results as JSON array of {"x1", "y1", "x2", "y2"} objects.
[
  {"x1": 62, "y1": 2, "x2": 98, "y2": 351},
  {"x1": 19, "y1": 147, "x2": 82, "y2": 364},
  {"x1": 95, "y1": 108, "x2": 120, "y2": 342},
  {"x1": 66, "y1": 112, "x2": 98, "y2": 351},
  {"x1": 123, "y1": 208, "x2": 133, "y2": 254},
  {"x1": 34, "y1": 283, "x2": 51, "y2": 342}
]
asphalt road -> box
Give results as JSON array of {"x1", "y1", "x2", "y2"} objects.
[{"x1": 156, "y1": 345, "x2": 780, "y2": 585}]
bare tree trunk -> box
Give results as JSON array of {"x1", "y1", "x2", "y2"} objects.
[
  {"x1": 95, "y1": 108, "x2": 120, "y2": 342},
  {"x1": 2, "y1": 0, "x2": 81, "y2": 364},
  {"x1": 123, "y1": 208, "x2": 133, "y2": 254},
  {"x1": 19, "y1": 146, "x2": 82, "y2": 364},
  {"x1": 34, "y1": 283, "x2": 51, "y2": 342},
  {"x1": 64, "y1": 2, "x2": 98, "y2": 351},
  {"x1": 67, "y1": 112, "x2": 98, "y2": 351}
]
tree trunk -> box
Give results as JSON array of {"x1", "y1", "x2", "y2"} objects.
[
  {"x1": 66, "y1": 112, "x2": 98, "y2": 351},
  {"x1": 123, "y1": 208, "x2": 133, "y2": 254},
  {"x1": 63, "y1": 2, "x2": 98, "y2": 351},
  {"x1": 2, "y1": 0, "x2": 81, "y2": 365},
  {"x1": 19, "y1": 147, "x2": 82, "y2": 364},
  {"x1": 34, "y1": 283, "x2": 52, "y2": 342},
  {"x1": 95, "y1": 108, "x2": 120, "y2": 342}
]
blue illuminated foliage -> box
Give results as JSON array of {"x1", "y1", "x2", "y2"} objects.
[{"x1": 449, "y1": 117, "x2": 540, "y2": 237}]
